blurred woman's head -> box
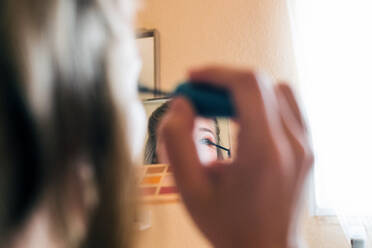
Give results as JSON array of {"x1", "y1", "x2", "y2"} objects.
[
  {"x1": 144, "y1": 102, "x2": 222, "y2": 165},
  {"x1": 0, "y1": 0, "x2": 145, "y2": 247}
]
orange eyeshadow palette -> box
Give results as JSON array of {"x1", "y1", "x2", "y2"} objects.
[{"x1": 138, "y1": 164, "x2": 180, "y2": 204}]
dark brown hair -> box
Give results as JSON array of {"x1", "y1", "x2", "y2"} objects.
[{"x1": 0, "y1": 1, "x2": 137, "y2": 247}]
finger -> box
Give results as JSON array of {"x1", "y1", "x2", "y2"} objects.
[
  {"x1": 204, "y1": 161, "x2": 231, "y2": 186},
  {"x1": 189, "y1": 66, "x2": 288, "y2": 167},
  {"x1": 277, "y1": 83, "x2": 307, "y2": 131},
  {"x1": 275, "y1": 85, "x2": 313, "y2": 177},
  {"x1": 159, "y1": 97, "x2": 211, "y2": 200},
  {"x1": 275, "y1": 86, "x2": 314, "y2": 219},
  {"x1": 277, "y1": 84, "x2": 313, "y2": 166}
]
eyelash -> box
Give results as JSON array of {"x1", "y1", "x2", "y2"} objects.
[
  {"x1": 200, "y1": 138, "x2": 215, "y2": 146},
  {"x1": 201, "y1": 139, "x2": 232, "y2": 158}
]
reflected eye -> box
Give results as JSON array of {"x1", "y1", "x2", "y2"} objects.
[
  {"x1": 200, "y1": 137, "x2": 232, "y2": 159},
  {"x1": 200, "y1": 138, "x2": 213, "y2": 146}
]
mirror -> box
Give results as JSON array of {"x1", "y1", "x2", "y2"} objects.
[
  {"x1": 142, "y1": 99, "x2": 232, "y2": 165},
  {"x1": 136, "y1": 30, "x2": 161, "y2": 100},
  {"x1": 137, "y1": 30, "x2": 233, "y2": 165}
]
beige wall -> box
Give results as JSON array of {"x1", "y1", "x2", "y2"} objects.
[
  {"x1": 136, "y1": 0, "x2": 349, "y2": 247},
  {"x1": 136, "y1": 0, "x2": 298, "y2": 91}
]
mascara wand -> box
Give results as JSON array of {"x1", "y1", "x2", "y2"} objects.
[{"x1": 138, "y1": 84, "x2": 171, "y2": 97}]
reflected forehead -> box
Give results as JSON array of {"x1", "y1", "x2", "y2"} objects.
[{"x1": 195, "y1": 118, "x2": 216, "y2": 136}]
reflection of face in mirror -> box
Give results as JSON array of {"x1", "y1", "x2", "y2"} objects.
[
  {"x1": 144, "y1": 102, "x2": 223, "y2": 164},
  {"x1": 193, "y1": 118, "x2": 219, "y2": 164}
]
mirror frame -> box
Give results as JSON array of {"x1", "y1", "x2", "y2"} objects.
[{"x1": 136, "y1": 29, "x2": 161, "y2": 100}]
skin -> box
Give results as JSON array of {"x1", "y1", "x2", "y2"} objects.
[
  {"x1": 156, "y1": 118, "x2": 218, "y2": 165},
  {"x1": 11, "y1": 5, "x2": 312, "y2": 248},
  {"x1": 159, "y1": 65, "x2": 313, "y2": 248},
  {"x1": 193, "y1": 118, "x2": 218, "y2": 164}
]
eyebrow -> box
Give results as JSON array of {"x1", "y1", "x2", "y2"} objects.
[{"x1": 198, "y1": 127, "x2": 216, "y2": 137}]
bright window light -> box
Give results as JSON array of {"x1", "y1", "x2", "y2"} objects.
[{"x1": 292, "y1": 0, "x2": 372, "y2": 216}]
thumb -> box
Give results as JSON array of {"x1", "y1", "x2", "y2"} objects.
[{"x1": 159, "y1": 97, "x2": 211, "y2": 201}]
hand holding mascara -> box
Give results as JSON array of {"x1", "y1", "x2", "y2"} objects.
[{"x1": 158, "y1": 66, "x2": 313, "y2": 248}]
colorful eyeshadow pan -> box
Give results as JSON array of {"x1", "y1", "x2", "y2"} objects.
[
  {"x1": 142, "y1": 176, "x2": 162, "y2": 185},
  {"x1": 147, "y1": 166, "x2": 165, "y2": 174},
  {"x1": 138, "y1": 164, "x2": 179, "y2": 203},
  {"x1": 159, "y1": 186, "x2": 178, "y2": 194}
]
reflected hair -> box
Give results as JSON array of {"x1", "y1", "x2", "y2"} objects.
[{"x1": 144, "y1": 102, "x2": 170, "y2": 164}]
